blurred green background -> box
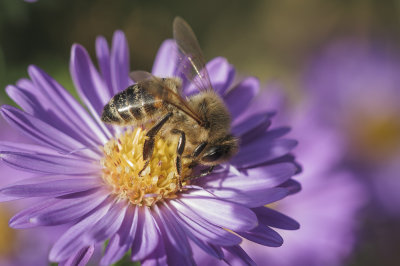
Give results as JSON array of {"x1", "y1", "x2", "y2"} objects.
[
  {"x1": 1, "y1": 0, "x2": 400, "y2": 265},
  {"x1": 2, "y1": 0, "x2": 400, "y2": 104}
]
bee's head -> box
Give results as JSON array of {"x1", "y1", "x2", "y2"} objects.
[{"x1": 200, "y1": 135, "x2": 239, "y2": 165}]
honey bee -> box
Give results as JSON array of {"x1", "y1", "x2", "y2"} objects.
[{"x1": 101, "y1": 17, "x2": 238, "y2": 186}]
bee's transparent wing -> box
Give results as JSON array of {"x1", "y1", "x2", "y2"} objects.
[
  {"x1": 139, "y1": 77, "x2": 205, "y2": 126},
  {"x1": 173, "y1": 17, "x2": 213, "y2": 92},
  {"x1": 129, "y1": 70, "x2": 153, "y2": 83}
]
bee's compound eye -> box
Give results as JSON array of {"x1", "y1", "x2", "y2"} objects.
[{"x1": 202, "y1": 146, "x2": 225, "y2": 163}]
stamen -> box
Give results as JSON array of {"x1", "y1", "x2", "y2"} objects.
[{"x1": 101, "y1": 127, "x2": 192, "y2": 206}]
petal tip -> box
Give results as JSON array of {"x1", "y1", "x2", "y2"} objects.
[
  {"x1": 96, "y1": 35, "x2": 107, "y2": 44},
  {"x1": 27, "y1": 64, "x2": 41, "y2": 77},
  {"x1": 5, "y1": 85, "x2": 16, "y2": 95},
  {"x1": 0, "y1": 104, "x2": 13, "y2": 113},
  {"x1": 161, "y1": 38, "x2": 177, "y2": 47},
  {"x1": 70, "y1": 43, "x2": 87, "y2": 60},
  {"x1": 114, "y1": 29, "x2": 125, "y2": 37},
  {"x1": 112, "y1": 30, "x2": 127, "y2": 45}
]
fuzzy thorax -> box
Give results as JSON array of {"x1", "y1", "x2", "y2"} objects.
[{"x1": 101, "y1": 127, "x2": 192, "y2": 206}]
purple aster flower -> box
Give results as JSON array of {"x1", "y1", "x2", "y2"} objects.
[
  {"x1": 0, "y1": 30, "x2": 300, "y2": 265},
  {"x1": 304, "y1": 39, "x2": 400, "y2": 162},
  {"x1": 304, "y1": 39, "x2": 400, "y2": 216},
  {"x1": 194, "y1": 87, "x2": 367, "y2": 266}
]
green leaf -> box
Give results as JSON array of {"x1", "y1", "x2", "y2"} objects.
[{"x1": 112, "y1": 252, "x2": 140, "y2": 266}]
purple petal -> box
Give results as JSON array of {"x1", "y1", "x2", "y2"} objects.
[
  {"x1": 260, "y1": 126, "x2": 291, "y2": 140},
  {"x1": 169, "y1": 200, "x2": 241, "y2": 246},
  {"x1": 223, "y1": 245, "x2": 256, "y2": 266},
  {"x1": 15, "y1": 78, "x2": 35, "y2": 90},
  {"x1": 0, "y1": 150, "x2": 99, "y2": 175},
  {"x1": 111, "y1": 30, "x2": 131, "y2": 93},
  {"x1": 163, "y1": 203, "x2": 224, "y2": 259},
  {"x1": 240, "y1": 126, "x2": 290, "y2": 147},
  {"x1": 7, "y1": 83, "x2": 100, "y2": 151},
  {"x1": 152, "y1": 39, "x2": 179, "y2": 77},
  {"x1": 9, "y1": 198, "x2": 59, "y2": 228},
  {"x1": 0, "y1": 141, "x2": 98, "y2": 175},
  {"x1": 0, "y1": 141, "x2": 61, "y2": 155},
  {"x1": 197, "y1": 243, "x2": 224, "y2": 260},
  {"x1": 204, "y1": 187, "x2": 289, "y2": 208},
  {"x1": 208, "y1": 57, "x2": 235, "y2": 95},
  {"x1": 253, "y1": 187, "x2": 289, "y2": 205},
  {"x1": 237, "y1": 224, "x2": 283, "y2": 247},
  {"x1": 70, "y1": 44, "x2": 110, "y2": 111},
  {"x1": 191, "y1": 243, "x2": 225, "y2": 265},
  {"x1": 59, "y1": 245, "x2": 95, "y2": 266},
  {"x1": 96, "y1": 36, "x2": 113, "y2": 95},
  {"x1": 184, "y1": 57, "x2": 235, "y2": 95},
  {"x1": 267, "y1": 154, "x2": 300, "y2": 170},
  {"x1": 141, "y1": 238, "x2": 167, "y2": 266},
  {"x1": 202, "y1": 163, "x2": 297, "y2": 191},
  {"x1": 24, "y1": 65, "x2": 107, "y2": 146},
  {"x1": 0, "y1": 193, "x2": 20, "y2": 202},
  {"x1": 231, "y1": 138, "x2": 297, "y2": 168},
  {"x1": 131, "y1": 206, "x2": 160, "y2": 261},
  {"x1": 186, "y1": 232, "x2": 224, "y2": 260},
  {"x1": 252, "y1": 206, "x2": 300, "y2": 230},
  {"x1": 0, "y1": 105, "x2": 99, "y2": 159},
  {"x1": 49, "y1": 197, "x2": 114, "y2": 262},
  {"x1": 10, "y1": 188, "x2": 108, "y2": 228},
  {"x1": 279, "y1": 179, "x2": 302, "y2": 195},
  {"x1": 0, "y1": 175, "x2": 101, "y2": 199},
  {"x1": 155, "y1": 204, "x2": 192, "y2": 257},
  {"x1": 12, "y1": 70, "x2": 106, "y2": 147},
  {"x1": 6, "y1": 84, "x2": 43, "y2": 118},
  {"x1": 232, "y1": 112, "x2": 274, "y2": 136},
  {"x1": 176, "y1": 192, "x2": 257, "y2": 231},
  {"x1": 153, "y1": 205, "x2": 195, "y2": 266},
  {"x1": 70, "y1": 44, "x2": 113, "y2": 139},
  {"x1": 101, "y1": 206, "x2": 138, "y2": 266},
  {"x1": 86, "y1": 200, "x2": 127, "y2": 242},
  {"x1": 233, "y1": 83, "x2": 283, "y2": 125},
  {"x1": 224, "y1": 77, "x2": 259, "y2": 120}
]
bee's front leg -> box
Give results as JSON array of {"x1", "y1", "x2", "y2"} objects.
[
  {"x1": 171, "y1": 129, "x2": 186, "y2": 190},
  {"x1": 185, "y1": 165, "x2": 215, "y2": 181},
  {"x1": 139, "y1": 112, "x2": 173, "y2": 175}
]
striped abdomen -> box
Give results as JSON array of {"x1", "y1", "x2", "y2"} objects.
[{"x1": 101, "y1": 84, "x2": 165, "y2": 126}]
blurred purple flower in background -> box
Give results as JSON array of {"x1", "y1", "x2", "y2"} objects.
[
  {"x1": 304, "y1": 39, "x2": 400, "y2": 216},
  {"x1": 0, "y1": 31, "x2": 301, "y2": 265}
]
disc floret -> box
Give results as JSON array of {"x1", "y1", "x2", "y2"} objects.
[{"x1": 101, "y1": 127, "x2": 191, "y2": 206}]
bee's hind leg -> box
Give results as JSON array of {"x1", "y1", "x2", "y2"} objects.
[
  {"x1": 171, "y1": 129, "x2": 186, "y2": 190},
  {"x1": 139, "y1": 112, "x2": 173, "y2": 176}
]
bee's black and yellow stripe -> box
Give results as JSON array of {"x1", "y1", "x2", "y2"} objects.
[{"x1": 101, "y1": 84, "x2": 165, "y2": 125}]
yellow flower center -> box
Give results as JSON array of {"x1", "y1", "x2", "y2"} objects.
[
  {"x1": 347, "y1": 111, "x2": 400, "y2": 163},
  {"x1": 101, "y1": 127, "x2": 192, "y2": 207}
]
